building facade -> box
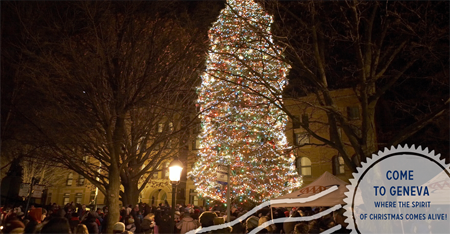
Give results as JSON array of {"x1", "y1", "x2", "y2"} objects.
[{"x1": 45, "y1": 88, "x2": 362, "y2": 208}]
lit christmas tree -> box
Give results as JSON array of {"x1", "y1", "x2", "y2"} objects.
[{"x1": 189, "y1": 0, "x2": 302, "y2": 203}]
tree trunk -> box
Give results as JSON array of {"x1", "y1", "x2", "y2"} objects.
[
  {"x1": 105, "y1": 166, "x2": 121, "y2": 234},
  {"x1": 363, "y1": 102, "x2": 379, "y2": 160},
  {"x1": 122, "y1": 180, "x2": 140, "y2": 207}
]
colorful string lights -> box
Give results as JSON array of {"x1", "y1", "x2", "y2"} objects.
[{"x1": 189, "y1": 0, "x2": 302, "y2": 203}]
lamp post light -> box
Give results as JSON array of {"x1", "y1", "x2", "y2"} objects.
[{"x1": 169, "y1": 158, "x2": 183, "y2": 234}]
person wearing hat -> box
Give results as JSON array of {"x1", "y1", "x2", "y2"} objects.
[
  {"x1": 2, "y1": 218, "x2": 25, "y2": 234},
  {"x1": 174, "y1": 211, "x2": 181, "y2": 223},
  {"x1": 125, "y1": 218, "x2": 136, "y2": 233},
  {"x1": 113, "y1": 222, "x2": 126, "y2": 234},
  {"x1": 176, "y1": 212, "x2": 199, "y2": 234}
]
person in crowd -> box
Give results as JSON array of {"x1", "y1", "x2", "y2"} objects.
[
  {"x1": 65, "y1": 208, "x2": 74, "y2": 220},
  {"x1": 293, "y1": 222, "x2": 309, "y2": 234},
  {"x1": 113, "y1": 222, "x2": 126, "y2": 234},
  {"x1": 40, "y1": 217, "x2": 72, "y2": 234},
  {"x1": 257, "y1": 216, "x2": 274, "y2": 233},
  {"x1": 283, "y1": 209, "x2": 300, "y2": 234},
  {"x1": 129, "y1": 205, "x2": 141, "y2": 233},
  {"x1": 141, "y1": 213, "x2": 155, "y2": 234},
  {"x1": 120, "y1": 207, "x2": 128, "y2": 224},
  {"x1": 245, "y1": 216, "x2": 259, "y2": 234},
  {"x1": 212, "y1": 216, "x2": 231, "y2": 234},
  {"x1": 176, "y1": 212, "x2": 199, "y2": 234},
  {"x1": 155, "y1": 209, "x2": 171, "y2": 234},
  {"x1": 307, "y1": 220, "x2": 320, "y2": 234},
  {"x1": 74, "y1": 224, "x2": 90, "y2": 234},
  {"x1": 24, "y1": 207, "x2": 46, "y2": 234},
  {"x1": 78, "y1": 204, "x2": 87, "y2": 218},
  {"x1": 82, "y1": 211, "x2": 99, "y2": 234},
  {"x1": 2, "y1": 218, "x2": 25, "y2": 234},
  {"x1": 126, "y1": 217, "x2": 137, "y2": 233},
  {"x1": 15, "y1": 212, "x2": 26, "y2": 225},
  {"x1": 174, "y1": 211, "x2": 181, "y2": 224},
  {"x1": 101, "y1": 210, "x2": 109, "y2": 233},
  {"x1": 192, "y1": 209, "x2": 200, "y2": 221},
  {"x1": 69, "y1": 212, "x2": 81, "y2": 233},
  {"x1": 199, "y1": 211, "x2": 217, "y2": 230}
]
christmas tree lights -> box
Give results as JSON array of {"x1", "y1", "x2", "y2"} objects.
[{"x1": 189, "y1": 0, "x2": 302, "y2": 203}]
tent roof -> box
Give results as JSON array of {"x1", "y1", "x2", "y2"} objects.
[
  {"x1": 397, "y1": 170, "x2": 450, "y2": 204},
  {"x1": 271, "y1": 171, "x2": 349, "y2": 207}
]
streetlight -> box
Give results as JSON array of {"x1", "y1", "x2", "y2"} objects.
[{"x1": 169, "y1": 158, "x2": 183, "y2": 234}]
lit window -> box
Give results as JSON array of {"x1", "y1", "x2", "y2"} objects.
[
  {"x1": 75, "y1": 193, "x2": 82, "y2": 204},
  {"x1": 162, "y1": 162, "x2": 170, "y2": 179},
  {"x1": 137, "y1": 137, "x2": 145, "y2": 151},
  {"x1": 63, "y1": 193, "x2": 70, "y2": 205},
  {"x1": 78, "y1": 175, "x2": 85, "y2": 186},
  {"x1": 192, "y1": 138, "x2": 201, "y2": 150},
  {"x1": 67, "y1": 172, "x2": 73, "y2": 186},
  {"x1": 158, "y1": 123, "x2": 164, "y2": 133},
  {"x1": 296, "y1": 157, "x2": 312, "y2": 176},
  {"x1": 189, "y1": 189, "x2": 199, "y2": 206},
  {"x1": 333, "y1": 156, "x2": 345, "y2": 175}
]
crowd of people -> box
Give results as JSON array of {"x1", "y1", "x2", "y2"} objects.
[{"x1": 0, "y1": 201, "x2": 350, "y2": 234}]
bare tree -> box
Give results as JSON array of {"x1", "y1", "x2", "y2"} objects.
[
  {"x1": 212, "y1": 0, "x2": 449, "y2": 172},
  {"x1": 5, "y1": 1, "x2": 204, "y2": 231}
]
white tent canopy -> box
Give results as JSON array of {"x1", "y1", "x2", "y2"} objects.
[
  {"x1": 271, "y1": 171, "x2": 349, "y2": 207},
  {"x1": 397, "y1": 170, "x2": 450, "y2": 205}
]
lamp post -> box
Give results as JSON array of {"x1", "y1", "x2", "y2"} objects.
[{"x1": 169, "y1": 158, "x2": 183, "y2": 234}]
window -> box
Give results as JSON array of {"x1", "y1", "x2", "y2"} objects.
[
  {"x1": 158, "y1": 123, "x2": 164, "y2": 133},
  {"x1": 292, "y1": 115, "x2": 301, "y2": 129},
  {"x1": 67, "y1": 172, "x2": 73, "y2": 186},
  {"x1": 333, "y1": 156, "x2": 345, "y2": 175},
  {"x1": 153, "y1": 171, "x2": 159, "y2": 179},
  {"x1": 302, "y1": 114, "x2": 309, "y2": 128},
  {"x1": 75, "y1": 193, "x2": 83, "y2": 204},
  {"x1": 168, "y1": 122, "x2": 174, "y2": 132},
  {"x1": 162, "y1": 162, "x2": 170, "y2": 179},
  {"x1": 193, "y1": 124, "x2": 201, "y2": 134},
  {"x1": 296, "y1": 157, "x2": 312, "y2": 176},
  {"x1": 78, "y1": 175, "x2": 85, "y2": 186},
  {"x1": 154, "y1": 142, "x2": 160, "y2": 151},
  {"x1": 329, "y1": 126, "x2": 342, "y2": 141},
  {"x1": 295, "y1": 133, "x2": 310, "y2": 146},
  {"x1": 189, "y1": 189, "x2": 198, "y2": 206},
  {"x1": 293, "y1": 114, "x2": 308, "y2": 129},
  {"x1": 347, "y1": 106, "x2": 360, "y2": 120},
  {"x1": 192, "y1": 138, "x2": 201, "y2": 150},
  {"x1": 63, "y1": 193, "x2": 70, "y2": 205},
  {"x1": 137, "y1": 137, "x2": 145, "y2": 151}
]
